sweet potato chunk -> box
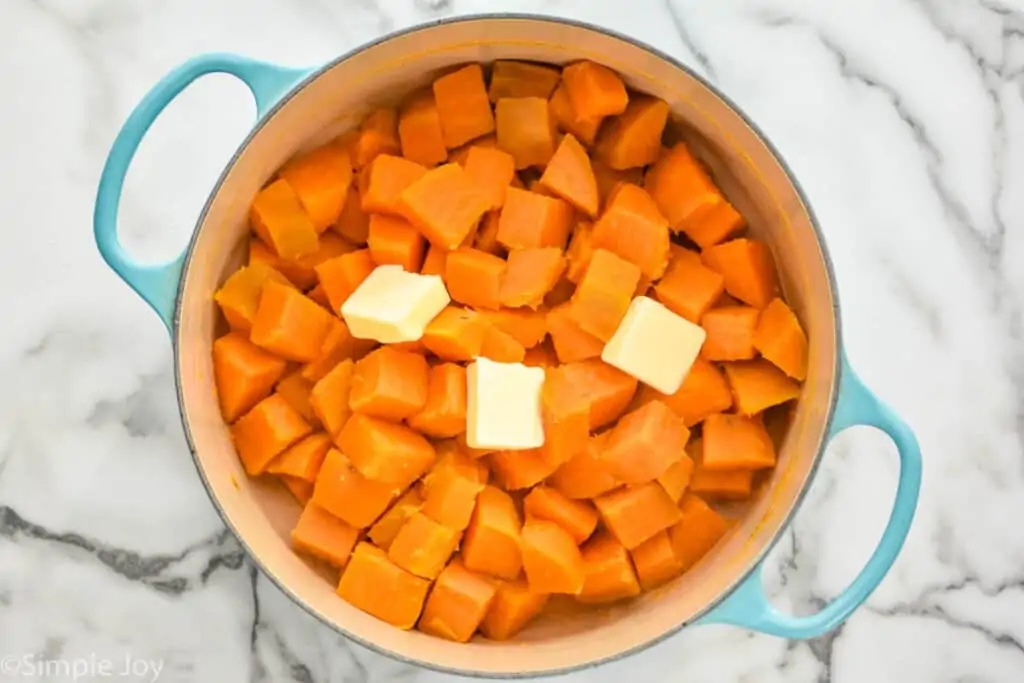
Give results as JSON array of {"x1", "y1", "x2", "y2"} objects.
[
  {"x1": 594, "y1": 481, "x2": 682, "y2": 550},
  {"x1": 398, "y1": 91, "x2": 448, "y2": 167},
  {"x1": 461, "y1": 486, "x2": 522, "y2": 580},
  {"x1": 313, "y1": 449, "x2": 395, "y2": 528},
  {"x1": 250, "y1": 179, "x2": 320, "y2": 260},
  {"x1": 408, "y1": 363, "x2": 468, "y2": 438},
  {"x1": 701, "y1": 413, "x2": 776, "y2": 470},
  {"x1": 213, "y1": 332, "x2": 288, "y2": 423},
  {"x1": 291, "y1": 502, "x2": 360, "y2": 568},
  {"x1": 250, "y1": 281, "x2": 335, "y2": 362},
  {"x1": 630, "y1": 530, "x2": 684, "y2": 590},
  {"x1": 444, "y1": 247, "x2": 507, "y2": 310},
  {"x1": 400, "y1": 163, "x2": 491, "y2": 249},
  {"x1": 590, "y1": 184, "x2": 670, "y2": 280},
  {"x1": 338, "y1": 413, "x2": 436, "y2": 489},
  {"x1": 419, "y1": 561, "x2": 497, "y2": 643},
  {"x1": 488, "y1": 61, "x2": 560, "y2": 101},
  {"x1": 495, "y1": 97, "x2": 557, "y2": 169},
  {"x1": 538, "y1": 134, "x2": 599, "y2": 217},
  {"x1": 561, "y1": 60, "x2": 628, "y2": 120},
  {"x1": 464, "y1": 145, "x2": 517, "y2": 210},
  {"x1": 550, "y1": 432, "x2": 619, "y2": 499},
  {"x1": 499, "y1": 247, "x2": 566, "y2": 309},
  {"x1": 701, "y1": 238, "x2": 778, "y2": 309},
  {"x1": 388, "y1": 511, "x2": 460, "y2": 579},
  {"x1": 214, "y1": 264, "x2": 292, "y2": 332},
  {"x1": 421, "y1": 306, "x2": 488, "y2": 361},
  {"x1": 668, "y1": 494, "x2": 729, "y2": 570},
  {"x1": 600, "y1": 401, "x2": 690, "y2": 485},
  {"x1": 700, "y1": 305, "x2": 760, "y2": 361},
  {"x1": 367, "y1": 214, "x2": 426, "y2": 272},
  {"x1": 558, "y1": 358, "x2": 638, "y2": 430},
  {"x1": 722, "y1": 359, "x2": 801, "y2": 415},
  {"x1": 315, "y1": 249, "x2": 376, "y2": 313},
  {"x1": 480, "y1": 578, "x2": 548, "y2": 640},
  {"x1": 497, "y1": 188, "x2": 573, "y2": 250},
  {"x1": 568, "y1": 249, "x2": 641, "y2": 341},
  {"x1": 594, "y1": 96, "x2": 669, "y2": 170},
  {"x1": 433, "y1": 64, "x2": 495, "y2": 148},
  {"x1": 520, "y1": 518, "x2": 586, "y2": 594},
  {"x1": 309, "y1": 359, "x2": 354, "y2": 437},
  {"x1": 753, "y1": 298, "x2": 808, "y2": 381},
  {"x1": 654, "y1": 247, "x2": 725, "y2": 323},
  {"x1": 279, "y1": 141, "x2": 354, "y2": 231},
  {"x1": 523, "y1": 487, "x2": 598, "y2": 545},
  {"x1": 577, "y1": 533, "x2": 641, "y2": 604},
  {"x1": 349, "y1": 346, "x2": 429, "y2": 421},
  {"x1": 267, "y1": 431, "x2": 332, "y2": 482},
  {"x1": 351, "y1": 108, "x2": 400, "y2": 169},
  {"x1": 232, "y1": 394, "x2": 312, "y2": 476},
  {"x1": 337, "y1": 542, "x2": 430, "y2": 629}
]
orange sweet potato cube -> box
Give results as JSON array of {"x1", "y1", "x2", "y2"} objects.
[
  {"x1": 279, "y1": 141, "x2": 354, "y2": 231},
  {"x1": 722, "y1": 359, "x2": 801, "y2": 415},
  {"x1": 408, "y1": 363, "x2": 468, "y2": 439},
  {"x1": 398, "y1": 91, "x2": 448, "y2": 167},
  {"x1": 461, "y1": 486, "x2": 522, "y2": 580},
  {"x1": 523, "y1": 487, "x2": 598, "y2": 545},
  {"x1": 568, "y1": 249, "x2": 641, "y2": 342},
  {"x1": 465, "y1": 145, "x2": 517, "y2": 210},
  {"x1": 520, "y1": 518, "x2": 585, "y2": 594},
  {"x1": 546, "y1": 303, "x2": 604, "y2": 364},
  {"x1": 338, "y1": 413, "x2": 436, "y2": 490},
  {"x1": 479, "y1": 578, "x2": 549, "y2": 641},
  {"x1": 232, "y1": 394, "x2": 312, "y2": 476},
  {"x1": 497, "y1": 188, "x2": 573, "y2": 250},
  {"x1": 337, "y1": 542, "x2": 430, "y2": 629},
  {"x1": 312, "y1": 449, "x2": 395, "y2": 528},
  {"x1": 499, "y1": 247, "x2": 566, "y2": 309},
  {"x1": 668, "y1": 494, "x2": 729, "y2": 570},
  {"x1": 488, "y1": 448, "x2": 557, "y2": 491},
  {"x1": 701, "y1": 238, "x2": 779, "y2": 309},
  {"x1": 250, "y1": 281, "x2": 336, "y2": 362},
  {"x1": 250, "y1": 179, "x2": 320, "y2": 260},
  {"x1": 701, "y1": 413, "x2": 777, "y2": 470},
  {"x1": 214, "y1": 263, "x2": 292, "y2": 332},
  {"x1": 418, "y1": 560, "x2": 497, "y2": 642},
  {"x1": 368, "y1": 488, "x2": 424, "y2": 551},
  {"x1": 654, "y1": 247, "x2": 725, "y2": 323},
  {"x1": 590, "y1": 184, "x2": 671, "y2": 280},
  {"x1": 315, "y1": 249, "x2": 376, "y2": 313},
  {"x1": 549, "y1": 432, "x2": 619, "y2": 500},
  {"x1": 400, "y1": 163, "x2": 491, "y2": 249},
  {"x1": 630, "y1": 530, "x2": 684, "y2": 590},
  {"x1": 594, "y1": 481, "x2": 682, "y2": 550},
  {"x1": 351, "y1": 108, "x2": 400, "y2": 169},
  {"x1": 309, "y1": 358, "x2": 354, "y2": 437},
  {"x1": 388, "y1": 511, "x2": 460, "y2": 579},
  {"x1": 212, "y1": 332, "x2": 288, "y2": 423},
  {"x1": 753, "y1": 298, "x2": 809, "y2": 381},
  {"x1": 600, "y1": 401, "x2": 690, "y2": 485},
  {"x1": 644, "y1": 143, "x2": 723, "y2": 234},
  {"x1": 539, "y1": 365, "x2": 591, "y2": 467},
  {"x1": 576, "y1": 532, "x2": 641, "y2": 604},
  {"x1": 495, "y1": 97, "x2": 557, "y2": 169},
  {"x1": 267, "y1": 432, "x2": 333, "y2": 482},
  {"x1": 433, "y1": 64, "x2": 495, "y2": 149},
  {"x1": 488, "y1": 60, "x2": 561, "y2": 101},
  {"x1": 367, "y1": 214, "x2": 426, "y2": 272},
  {"x1": 291, "y1": 502, "x2": 361, "y2": 568},
  {"x1": 444, "y1": 247, "x2": 507, "y2": 310},
  {"x1": 360, "y1": 154, "x2": 427, "y2": 216},
  {"x1": 594, "y1": 96, "x2": 669, "y2": 170},
  {"x1": 421, "y1": 306, "x2": 489, "y2": 361},
  {"x1": 561, "y1": 60, "x2": 629, "y2": 120},
  {"x1": 348, "y1": 346, "x2": 429, "y2": 421}
]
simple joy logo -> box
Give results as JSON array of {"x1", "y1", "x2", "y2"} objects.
[{"x1": 0, "y1": 653, "x2": 165, "y2": 681}]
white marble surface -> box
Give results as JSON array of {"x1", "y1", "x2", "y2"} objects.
[{"x1": 1, "y1": 0, "x2": 1022, "y2": 680}]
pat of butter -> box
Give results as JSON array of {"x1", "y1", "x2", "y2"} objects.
[
  {"x1": 466, "y1": 358, "x2": 545, "y2": 450},
  {"x1": 601, "y1": 296, "x2": 707, "y2": 395},
  {"x1": 341, "y1": 265, "x2": 450, "y2": 343}
]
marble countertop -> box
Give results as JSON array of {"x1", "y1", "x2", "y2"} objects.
[{"x1": 2, "y1": 0, "x2": 1023, "y2": 680}]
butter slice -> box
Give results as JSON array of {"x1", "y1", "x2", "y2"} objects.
[
  {"x1": 341, "y1": 265, "x2": 450, "y2": 343},
  {"x1": 466, "y1": 358, "x2": 545, "y2": 450},
  {"x1": 601, "y1": 296, "x2": 707, "y2": 395}
]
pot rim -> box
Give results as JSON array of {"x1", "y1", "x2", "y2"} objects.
[{"x1": 172, "y1": 12, "x2": 842, "y2": 678}]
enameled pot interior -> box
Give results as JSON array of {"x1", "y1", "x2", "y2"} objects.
[{"x1": 175, "y1": 16, "x2": 838, "y2": 677}]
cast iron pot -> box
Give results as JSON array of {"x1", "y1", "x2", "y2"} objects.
[{"x1": 94, "y1": 15, "x2": 922, "y2": 678}]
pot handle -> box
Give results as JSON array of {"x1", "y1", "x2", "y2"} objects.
[
  {"x1": 697, "y1": 351, "x2": 922, "y2": 638},
  {"x1": 94, "y1": 53, "x2": 311, "y2": 332}
]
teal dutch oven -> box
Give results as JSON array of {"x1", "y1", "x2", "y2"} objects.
[{"x1": 94, "y1": 15, "x2": 921, "y2": 678}]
